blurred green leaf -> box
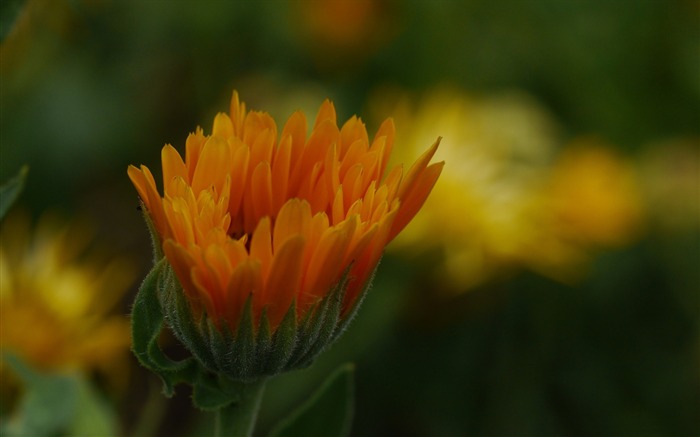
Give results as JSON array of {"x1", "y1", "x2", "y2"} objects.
[
  {"x1": 1, "y1": 354, "x2": 119, "y2": 437},
  {"x1": 269, "y1": 363, "x2": 355, "y2": 437},
  {"x1": 1, "y1": 353, "x2": 77, "y2": 437},
  {"x1": 0, "y1": 0, "x2": 26, "y2": 42},
  {"x1": 0, "y1": 166, "x2": 28, "y2": 221},
  {"x1": 67, "y1": 376, "x2": 119, "y2": 437}
]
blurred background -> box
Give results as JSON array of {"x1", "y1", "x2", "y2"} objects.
[{"x1": 1, "y1": 0, "x2": 698, "y2": 436}]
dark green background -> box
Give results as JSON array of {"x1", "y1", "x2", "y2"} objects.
[{"x1": 1, "y1": 1, "x2": 698, "y2": 436}]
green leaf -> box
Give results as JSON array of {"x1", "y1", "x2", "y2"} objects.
[
  {"x1": 1, "y1": 354, "x2": 119, "y2": 437},
  {"x1": 268, "y1": 363, "x2": 355, "y2": 437},
  {"x1": 0, "y1": 166, "x2": 28, "y2": 221},
  {"x1": 131, "y1": 258, "x2": 197, "y2": 396},
  {"x1": 0, "y1": 0, "x2": 26, "y2": 43},
  {"x1": 1, "y1": 353, "x2": 78, "y2": 437},
  {"x1": 66, "y1": 376, "x2": 119, "y2": 437}
]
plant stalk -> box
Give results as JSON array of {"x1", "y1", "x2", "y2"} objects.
[{"x1": 215, "y1": 378, "x2": 267, "y2": 437}]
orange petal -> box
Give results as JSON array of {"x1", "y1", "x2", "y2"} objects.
[
  {"x1": 341, "y1": 163, "x2": 363, "y2": 211},
  {"x1": 251, "y1": 161, "x2": 273, "y2": 225},
  {"x1": 332, "y1": 188, "x2": 345, "y2": 225},
  {"x1": 339, "y1": 116, "x2": 369, "y2": 158},
  {"x1": 163, "y1": 239, "x2": 198, "y2": 301},
  {"x1": 202, "y1": 245, "x2": 231, "y2": 313},
  {"x1": 250, "y1": 217, "x2": 272, "y2": 282},
  {"x1": 191, "y1": 136, "x2": 231, "y2": 195},
  {"x1": 229, "y1": 90, "x2": 247, "y2": 136},
  {"x1": 264, "y1": 235, "x2": 306, "y2": 327},
  {"x1": 280, "y1": 111, "x2": 307, "y2": 174},
  {"x1": 273, "y1": 199, "x2": 312, "y2": 253},
  {"x1": 290, "y1": 119, "x2": 339, "y2": 196},
  {"x1": 140, "y1": 165, "x2": 170, "y2": 239},
  {"x1": 249, "y1": 128, "x2": 275, "y2": 172},
  {"x1": 372, "y1": 118, "x2": 395, "y2": 179},
  {"x1": 303, "y1": 212, "x2": 330, "y2": 273},
  {"x1": 192, "y1": 266, "x2": 221, "y2": 322},
  {"x1": 244, "y1": 113, "x2": 277, "y2": 150},
  {"x1": 340, "y1": 139, "x2": 367, "y2": 180},
  {"x1": 302, "y1": 218, "x2": 355, "y2": 305},
  {"x1": 224, "y1": 260, "x2": 256, "y2": 330},
  {"x1": 185, "y1": 127, "x2": 207, "y2": 181},
  {"x1": 127, "y1": 165, "x2": 150, "y2": 207},
  {"x1": 383, "y1": 165, "x2": 403, "y2": 204},
  {"x1": 397, "y1": 137, "x2": 441, "y2": 201},
  {"x1": 162, "y1": 145, "x2": 188, "y2": 193},
  {"x1": 272, "y1": 135, "x2": 292, "y2": 212},
  {"x1": 228, "y1": 138, "x2": 250, "y2": 223},
  {"x1": 389, "y1": 161, "x2": 443, "y2": 241},
  {"x1": 212, "y1": 113, "x2": 234, "y2": 138},
  {"x1": 314, "y1": 99, "x2": 336, "y2": 128}
]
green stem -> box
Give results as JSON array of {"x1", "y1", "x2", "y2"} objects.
[{"x1": 215, "y1": 378, "x2": 267, "y2": 437}]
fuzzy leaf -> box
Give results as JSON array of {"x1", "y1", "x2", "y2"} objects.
[
  {"x1": 266, "y1": 301, "x2": 297, "y2": 373},
  {"x1": 0, "y1": 166, "x2": 27, "y2": 222},
  {"x1": 268, "y1": 363, "x2": 355, "y2": 437},
  {"x1": 131, "y1": 258, "x2": 197, "y2": 396},
  {"x1": 231, "y1": 297, "x2": 256, "y2": 379}
]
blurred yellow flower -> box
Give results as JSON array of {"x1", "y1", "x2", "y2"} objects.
[
  {"x1": 376, "y1": 87, "x2": 560, "y2": 290},
  {"x1": 0, "y1": 212, "x2": 134, "y2": 382},
  {"x1": 375, "y1": 87, "x2": 647, "y2": 292}
]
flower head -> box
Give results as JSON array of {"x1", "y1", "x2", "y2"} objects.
[{"x1": 128, "y1": 91, "x2": 442, "y2": 345}]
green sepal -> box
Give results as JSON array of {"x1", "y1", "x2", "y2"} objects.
[
  {"x1": 268, "y1": 363, "x2": 355, "y2": 437},
  {"x1": 231, "y1": 296, "x2": 256, "y2": 380},
  {"x1": 265, "y1": 301, "x2": 298, "y2": 374},
  {"x1": 331, "y1": 261, "x2": 379, "y2": 343},
  {"x1": 289, "y1": 270, "x2": 348, "y2": 369},
  {"x1": 0, "y1": 165, "x2": 27, "y2": 222},
  {"x1": 159, "y1": 264, "x2": 217, "y2": 372},
  {"x1": 131, "y1": 258, "x2": 197, "y2": 396},
  {"x1": 297, "y1": 274, "x2": 346, "y2": 368},
  {"x1": 255, "y1": 309, "x2": 273, "y2": 371}
]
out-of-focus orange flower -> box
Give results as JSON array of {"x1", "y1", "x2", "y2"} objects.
[
  {"x1": 294, "y1": 0, "x2": 398, "y2": 69},
  {"x1": 0, "y1": 212, "x2": 133, "y2": 382},
  {"x1": 529, "y1": 139, "x2": 647, "y2": 282},
  {"x1": 545, "y1": 140, "x2": 645, "y2": 246},
  {"x1": 128, "y1": 91, "x2": 442, "y2": 331}
]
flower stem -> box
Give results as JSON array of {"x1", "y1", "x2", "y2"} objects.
[{"x1": 215, "y1": 378, "x2": 267, "y2": 437}]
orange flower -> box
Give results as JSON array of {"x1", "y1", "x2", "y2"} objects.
[{"x1": 129, "y1": 91, "x2": 442, "y2": 332}]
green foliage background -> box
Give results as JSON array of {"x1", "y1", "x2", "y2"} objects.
[{"x1": 1, "y1": 1, "x2": 698, "y2": 436}]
